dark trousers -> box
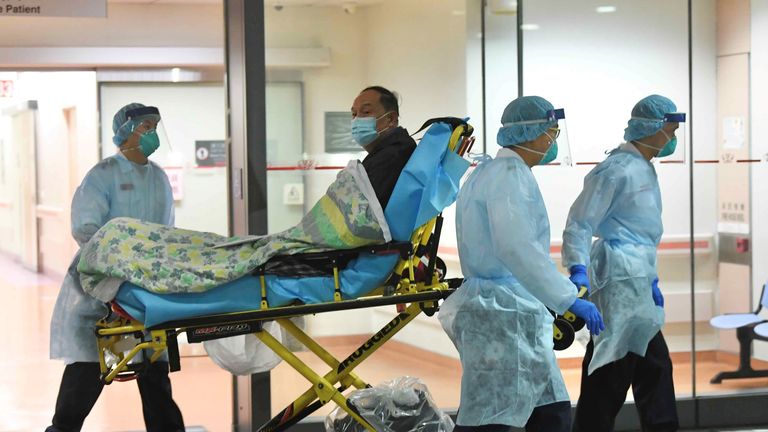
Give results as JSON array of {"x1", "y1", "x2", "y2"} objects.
[
  {"x1": 454, "y1": 400, "x2": 572, "y2": 432},
  {"x1": 572, "y1": 332, "x2": 679, "y2": 432},
  {"x1": 46, "y1": 361, "x2": 185, "y2": 432}
]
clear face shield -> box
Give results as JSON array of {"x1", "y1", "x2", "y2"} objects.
[
  {"x1": 117, "y1": 106, "x2": 176, "y2": 163},
  {"x1": 542, "y1": 108, "x2": 572, "y2": 166},
  {"x1": 511, "y1": 108, "x2": 572, "y2": 167},
  {"x1": 631, "y1": 112, "x2": 687, "y2": 164}
]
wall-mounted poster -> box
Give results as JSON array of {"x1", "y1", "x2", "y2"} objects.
[{"x1": 324, "y1": 111, "x2": 359, "y2": 153}]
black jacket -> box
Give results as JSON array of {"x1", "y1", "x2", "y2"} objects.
[{"x1": 361, "y1": 127, "x2": 417, "y2": 210}]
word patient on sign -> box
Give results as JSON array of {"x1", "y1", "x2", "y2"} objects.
[
  {"x1": 0, "y1": 0, "x2": 107, "y2": 17},
  {"x1": 1, "y1": 4, "x2": 41, "y2": 14}
]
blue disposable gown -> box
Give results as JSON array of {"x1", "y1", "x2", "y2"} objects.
[
  {"x1": 562, "y1": 143, "x2": 665, "y2": 375},
  {"x1": 438, "y1": 148, "x2": 576, "y2": 427},
  {"x1": 50, "y1": 154, "x2": 174, "y2": 363}
]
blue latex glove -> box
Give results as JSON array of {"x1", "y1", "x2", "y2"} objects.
[
  {"x1": 569, "y1": 299, "x2": 605, "y2": 336},
  {"x1": 569, "y1": 264, "x2": 591, "y2": 293},
  {"x1": 652, "y1": 277, "x2": 664, "y2": 307}
]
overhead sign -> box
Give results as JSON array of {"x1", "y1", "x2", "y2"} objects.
[{"x1": 0, "y1": 0, "x2": 106, "y2": 17}]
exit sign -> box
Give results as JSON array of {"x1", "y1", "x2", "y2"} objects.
[{"x1": 0, "y1": 80, "x2": 13, "y2": 98}]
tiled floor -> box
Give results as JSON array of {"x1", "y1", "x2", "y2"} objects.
[{"x1": 3, "y1": 254, "x2": 768, "y2": 431}]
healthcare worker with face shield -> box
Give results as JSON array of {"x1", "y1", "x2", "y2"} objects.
[
  {"x1": 439, "y1": 96, "x2": 604, "y2": 432},
  {"x1": 47, "y1": 103, "x2": 184, "y2": 432},
  {"x1": 563, "y1": 95, "x2": 683, "y2": 432}
]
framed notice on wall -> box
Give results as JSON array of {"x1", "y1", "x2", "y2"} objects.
[
  {"x1": 324, "y1": 111, "x2": 358, "y2": 153},
  {"x1": 195, "y1": 140, "x2": 227, "y2": 167}
]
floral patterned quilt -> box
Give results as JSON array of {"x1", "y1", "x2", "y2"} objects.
[{"x1": 78, "y1": 161, "x2": 390, "y2": 302}]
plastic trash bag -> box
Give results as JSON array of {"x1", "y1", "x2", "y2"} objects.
[
  {"x1": 282, "y1": 315, "x2": 308, "y2": 352},
  {"x1": 325, "y1": 376, "x2": 454, "y2": 432},
  {"x1": 203, "y1": 321, "x2": 282, "y2": 375},
  {"x1": 575, "y1": 326, "x2": 591, "y2": 349}
]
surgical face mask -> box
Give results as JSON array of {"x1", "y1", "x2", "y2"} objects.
[
  {"x1": 540, "y1": 141, "x2": 558, "y2": 164},
  {"x1": 517, "y1": 131, "x2": 558, "y2": 165},
  {"x1": 633, "y1": 129, "x2": 677, "y2": 158},
  {"x1": 351, "y1": 112, "x2": 391, "y2": 147},
  {"x1": 656, "y1": 130, "x2": 677, "y2": 157},
  {"x1": 138, "y1": 130, "x2": 160, "y2": 157}
]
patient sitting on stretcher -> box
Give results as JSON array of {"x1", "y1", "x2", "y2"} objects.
[{"x1": 78, "y1": 86, "x2": 417, "y2": 303}]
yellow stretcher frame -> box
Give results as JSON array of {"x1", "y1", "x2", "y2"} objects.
[{"x1": 95, "y1": 120, "x2": 474, "y2": 432}]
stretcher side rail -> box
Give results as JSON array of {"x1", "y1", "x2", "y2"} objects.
[{"x1": 151, "y1": 287, "x2": 454, "y2": 332}]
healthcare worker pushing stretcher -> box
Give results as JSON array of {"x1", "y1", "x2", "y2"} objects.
[
  {"x1": 47, "y1": 103, "x2": 184, "y2": 432},
  {"x1": 564, "y1": 95, "x2": 683, "y2": 432},
  {"x1": 439, "y1": 96, "x2": 604, "y2": 432}
]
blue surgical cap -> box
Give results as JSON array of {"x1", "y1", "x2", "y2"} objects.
[
  {"x1": 111, "y1": 102, "x2": 163, "y2": 146},
  {"x1": 623, "y1": 95, "x2": 677, "y2": 142},
  {"x1": 497, "y1": 96, "x2": 557, "y2": 147}
]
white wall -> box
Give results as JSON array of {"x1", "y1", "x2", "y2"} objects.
[{"x1": 99, "y1": 83, "x2": 228, "y2": 235}]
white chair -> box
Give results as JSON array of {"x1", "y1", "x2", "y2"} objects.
[
  {"x1": 755, "y1": 322, "x2": 768, "y2": 339},
  {"x1": 709, "y1": 283, "x2": 768, "y2": 383}
]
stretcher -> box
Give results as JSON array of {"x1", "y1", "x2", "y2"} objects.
[{"x1": 94, "y1": 117, "x2": 474, "y2": 432}]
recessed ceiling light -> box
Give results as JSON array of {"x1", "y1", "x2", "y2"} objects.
[
  {"x1": 520, "y1": 23, "x2": 540, "y2": 31},
  {"x1": 452, "y1": 10, "x2": 466, "y2": 16},
  {"x1": 596, "y1": 5, "x2": 617, "y2": 13}
]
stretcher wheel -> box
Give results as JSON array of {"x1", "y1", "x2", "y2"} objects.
[
  {"x1": 435, "y1": 256, "x2": 447, "y2": 281},
  {"x1": 420, "y1": 301, "x2": 438, "y2": 317},
  {"x1": 561, "y1": 310, "x2": 586, "y2": 332},
  {"x1": 553, "y1": 318, "x2": 575, "y2": 351}
]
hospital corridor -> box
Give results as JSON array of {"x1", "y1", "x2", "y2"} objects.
[
  {"x1": 3, "y1": 0, "x2": 768, "y2": 431},
  {"x1": 3, "y1": 253, "x2": 768, "y2": 430}
]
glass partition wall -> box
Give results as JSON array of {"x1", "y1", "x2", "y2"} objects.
[
  {"x1": 262, "y1": 0, "x2": 470, "y2": 418},
  {"x1": 261, "y1": 0, "x2": 768, "y2": 428}
]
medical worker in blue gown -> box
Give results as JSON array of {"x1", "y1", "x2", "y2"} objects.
[
  {"x1": 563, "y1": 95, "x2": 683, "y2": 432},
  {"x1": 47, "y1": 103, "x2": 184, "y2": 432},
  {"x1": 439, "y1": 96, "x2": 605, "y2": 432}
]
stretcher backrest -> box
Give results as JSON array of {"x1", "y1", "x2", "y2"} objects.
[
  {"x1": 384, "y1": 118, "x2": 473, "y2": 241},
  {"x1": 336, "y1": 118, "x2": 472, "y2": 299},
  {"x1": 368, "y1": 118, "x2": 473, "y2": 288}
]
